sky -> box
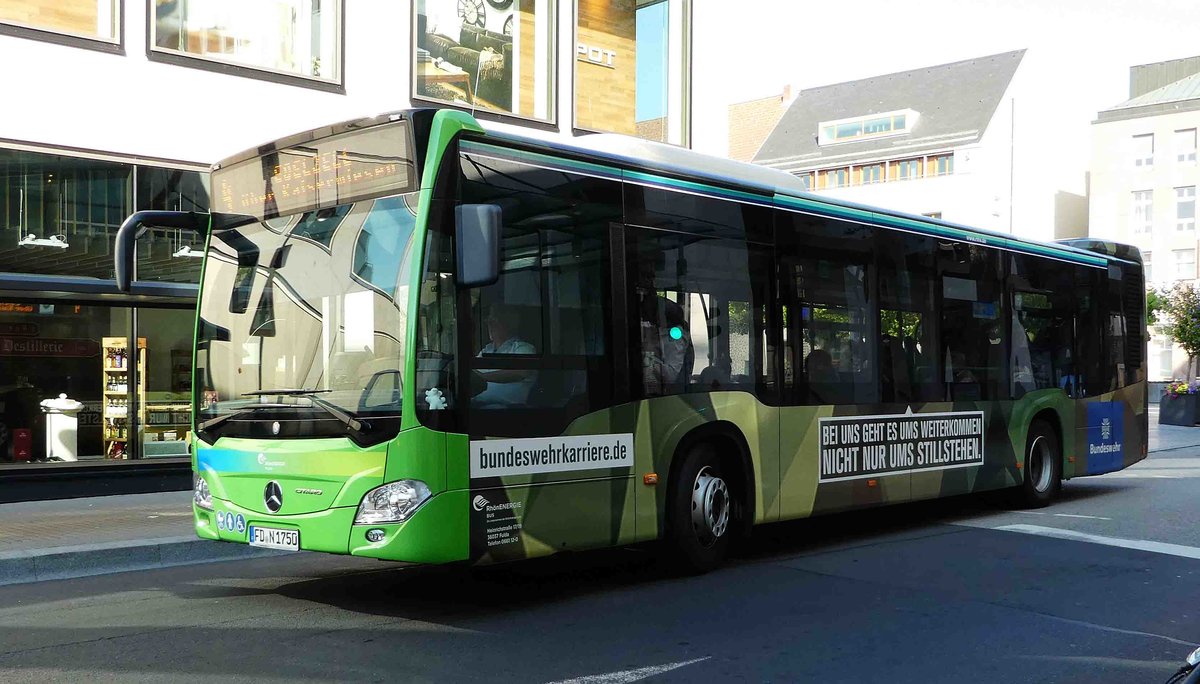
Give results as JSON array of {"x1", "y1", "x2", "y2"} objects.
[{"x1": 693, "y1": 0, "x2": 1200, "y2": 182}]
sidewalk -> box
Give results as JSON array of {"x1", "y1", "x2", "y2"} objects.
[
  {"x1": 1147, "y1": 404, "x2": 1200, "y2": 453},
  {"x1": 3, "y1": 408, "x2": 1200, "y2": 587},
  {"x1": 0, "y1": 491, "x2": 285, "y2": 586}
]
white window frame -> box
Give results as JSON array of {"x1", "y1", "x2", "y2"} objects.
[
  {"x1": 1132, "y1": 190, "x2": 1153, "y2": 235},
  {"x1": 1133, "y1": 134, "x2": 1154, "y2": 168},
  {"x1": 1173, "y1": 248, "x2": 1196, "y2": 279},
  {"x1": 1176, "y1": 186, "x2": 1196, "y2": 232},
  {"x1": 1177, "y1": 129, "x2": 1198, "y2": 165}
]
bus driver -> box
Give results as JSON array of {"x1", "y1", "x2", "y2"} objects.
[{"x1": 473, "y1": 304, "x2": 536, "y2": 407}]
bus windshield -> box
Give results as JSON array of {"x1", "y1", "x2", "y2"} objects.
[{"x1": 194, "y1": 192, "x2": 419, "y2": 444}]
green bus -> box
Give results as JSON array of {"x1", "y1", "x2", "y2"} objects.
[{"x1": 115, "y1": 108, "x2": 1147, "y2": 571}]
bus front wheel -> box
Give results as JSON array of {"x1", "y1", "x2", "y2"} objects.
[
  {"x1": 668, "y1": 445, "x2": 733, "y2": 573},
  {"x1": 1013, "y1": 420, "x2": 1061, "y2": 508}
]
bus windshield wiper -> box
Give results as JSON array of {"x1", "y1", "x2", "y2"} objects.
[
  {"x1": 242, "y1": 389, "x2": 367, "y2": 432},
  {"x1": 197, "y1": 403, "x2": 290, "y2": 431}
]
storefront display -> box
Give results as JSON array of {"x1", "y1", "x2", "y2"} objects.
[{"x1": 101, "y1": 336, "x2": 144, "y2": 459}]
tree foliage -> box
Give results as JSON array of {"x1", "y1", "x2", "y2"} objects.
[
  {"x1": 1146, "y1": 288, "x2": 1165, "y2": 327},
  {"x1": 1158, "y1": 282, "x2": 1200, "y2": 373}
]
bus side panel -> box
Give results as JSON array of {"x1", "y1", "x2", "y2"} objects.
[
  {"x1": 778, "y1": 405, "x2": 909, "y2": 520},
  {"x1": 623, "y1": 392, "x2": 780, "y2": 536},
  {"x1": 1073, "y1": 381, "x2": 1148, "y2": 478},
  {"x1": 459, "y1": 392, "x2": 778, "y2": 562}
]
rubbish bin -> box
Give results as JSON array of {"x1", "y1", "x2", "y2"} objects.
[{"x1": 40, "y1": 393, "x2": 84, "y2": 462}]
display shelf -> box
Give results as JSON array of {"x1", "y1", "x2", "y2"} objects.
[{"x1": 101, "y1": 337, "x2": 146, "y2": 460}]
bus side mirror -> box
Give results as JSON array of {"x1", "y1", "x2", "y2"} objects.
[
  {"x1": 113, "y1": 210, "x2": 210, "y2": 292},
  {"x1": 455, "y1": 204, "x2": 501, "y2": 288}
]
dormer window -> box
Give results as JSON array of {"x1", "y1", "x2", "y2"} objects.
[{"x1": 818, "y1": 109, "x2": 917, "y2": 146}]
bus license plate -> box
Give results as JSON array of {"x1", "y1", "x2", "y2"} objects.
[{"x1": 248, "y1": 526, "x2": 299, "y2": 551}]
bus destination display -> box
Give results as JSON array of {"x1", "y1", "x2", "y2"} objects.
[{"x1": 213, "y1": 122, "x2": 415, "y2": 220}]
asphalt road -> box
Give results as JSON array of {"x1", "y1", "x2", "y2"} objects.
[{"x1": 1, "y1": 449, "x2": 1198, "y2": 683}]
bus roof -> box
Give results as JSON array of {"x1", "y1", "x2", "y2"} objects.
[{"x1": 477, "y1": 122, "x2": 1121, "y2": 269}]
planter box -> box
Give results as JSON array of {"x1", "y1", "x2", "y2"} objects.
[{"x1": 1159, "y1": 393, "x2": 1200, "y2": 426}]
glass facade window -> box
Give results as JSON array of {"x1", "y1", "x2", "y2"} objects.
[
  {"x1": 932, "y1": 154, "x2": 954, "y2": 176},
  {"x1": 574, "y1": 0, "x2": 691, "y2": 144},
  {"x1": 135, "y1": 166, "x2": 210, "y2": 283},
  {"x1": 894, "y1": 159, "x2": 922, "y2": 180},
  {"x1": 0, "y1": 149, "x2": 130, "y2": 279},
  {"x1": 415, "y1": 0, "x2": 554, "y2": 122},
  {"x1": 1176, "y1": 186, "x2": 1195, "y2": 232},
  {"x1": 798, "y1": 172, "x2": 813, "y2": 190},
  {"x1": 1, "y1": 149, "x2": 208, "y2": 282},
  {"x1": 817, "y1": 110, "x2": 915, "y2": 146},
  {"x1": 1176, "y1": 129, "x2": 1197, "y2": 165},
  {"x1": 1144, "y1": 251, "x2": 1152, "y2": 283},
  {"x1": 1132, "y1": 190, "x2": 1153, "y2": 235},
  {"x1": 153, "y1": 0, "x2": 341, "y2": 82},
  {"x1": 859, "y1": 163, "x2": 883, "y2": 185},
  {"x1": 1132, "y1": 133, "x2": 1154, "y2": 168},
  {"x1": 0, "y1": 0, "x2": 119, "y2": 42}
]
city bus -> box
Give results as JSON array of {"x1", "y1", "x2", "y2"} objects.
[{"x1": 114, "y1": 108, "x2": 1147, "y2": 572}]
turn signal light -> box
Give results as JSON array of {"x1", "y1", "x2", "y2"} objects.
[
  {"x1": 643, "y1": 473, "x2": 659, "y2": 486},
  {"x1": 867, "y1": 479, "x2": 878, "y2": 488}
]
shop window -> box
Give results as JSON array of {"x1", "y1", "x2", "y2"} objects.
[
  {"x1": 139, "y1": 308, "x2": 195, "y2": 459},
  {"x1": 152, "y1": 0, "x2": 341, "y2": 82},
  {"x1": 415, "y1": 0, "x2": 554, "y2": 122},
  {"x1": 574, "y1": 0, "x2": 691, "y2": 145},
  {"x1": 1, "y1": 0, "x2": 119, "y2": 43},
  {"x1": 0, "y1": 303, "x2": 132, "y2": 465}
]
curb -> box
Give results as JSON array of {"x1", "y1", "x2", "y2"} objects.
[{"x1": 0, "y1": 537, "x2": 292, "y2": 587}]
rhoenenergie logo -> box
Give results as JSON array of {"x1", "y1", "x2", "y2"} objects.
[{"x1": 472, "y1": 495, "x2": 489, "y2": 512}]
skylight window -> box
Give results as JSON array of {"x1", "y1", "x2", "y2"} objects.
[{"x1": 818, "y1": 109, "x2": 917, "y2": 146}]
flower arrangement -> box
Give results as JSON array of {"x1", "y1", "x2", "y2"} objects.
[{"x1": 1164, "y1": 380, "x2": 1200, "y2": 396}]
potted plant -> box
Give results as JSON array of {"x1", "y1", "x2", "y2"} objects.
[{"x1": 1160, "y1": 380, "x2": 1200, "y2": 426}]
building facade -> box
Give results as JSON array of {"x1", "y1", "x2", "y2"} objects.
[
  {"x1": 0, "y1": 0, "x2": 693, "y2": 500},
  {"x1": 1089, "y1": 56, "x2": 1200, "y2": 382},
  {"x1": 748, "y1": 50, "x2": 1088, "y2": 241}
]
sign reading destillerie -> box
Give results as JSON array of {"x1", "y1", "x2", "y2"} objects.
[
  {"x1": 818, "y1": 410, "x2": 985, "y2": 483},
  {"x1": 470, "y1": 434, "x2": 634, "y2": 478}
]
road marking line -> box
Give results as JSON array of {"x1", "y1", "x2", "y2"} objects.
[
  {"x1": 546, "y1": 657, "x2": 710, "y2": 684},
  {"x1": 1034, "y1": 613, "x2": 1196, "y2": 648},
  {"x1": 994, "y1": 524, "x2": 1200, "y2": 561},
  {"x1": 1013, "y1": 510, "x2": 1046, "y2": 515},
  {"x1": 1052, "y1": 513, "x2": 1111, "y2": 520}
]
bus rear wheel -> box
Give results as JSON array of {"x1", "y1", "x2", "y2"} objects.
[
  {"x1": 668, "y1": 445, "x2": 734, "y2": 573},
  {"x1": 1013, "y1": 420, "x2": 1061, "y2": 508}
]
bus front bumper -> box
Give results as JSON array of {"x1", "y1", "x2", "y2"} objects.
[{"x1": 194, "y1": 489, "x2": 469, "y2": 564}]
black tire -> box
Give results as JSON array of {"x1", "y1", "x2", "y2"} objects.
[
  {"x1": 1012, "y1": 420, "x2": 1061, "y2": 508},
  {"x1": 667, "y1": 445, "x2": 734, "y2": 573}
]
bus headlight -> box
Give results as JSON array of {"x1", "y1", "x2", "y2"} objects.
[
  {"x1": 193, "y1": 473, "x2": 213, "y2": 510},
  {"x1": 355, "y1": 480, "x2": 431, "y2": 524}
]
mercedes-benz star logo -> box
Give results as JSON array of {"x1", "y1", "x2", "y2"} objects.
[{"x1": 264, "y1": 481, "x2": 283, "y2": 513}]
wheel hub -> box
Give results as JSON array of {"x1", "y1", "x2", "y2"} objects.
[
  {"x1": 690, "y1": 466, "x2": 730, "y2": 547},
  {"x1": 1029, "y1": 435, "x2": 1053, "y2": 493}
]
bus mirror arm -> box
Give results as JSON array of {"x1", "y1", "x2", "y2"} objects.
[
  {"x1": 454, "y1": 204, "x2": 501, "y2": 288},
  {"x1": 114, "y1": 210, "x2": 210, "y2": 292}
]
